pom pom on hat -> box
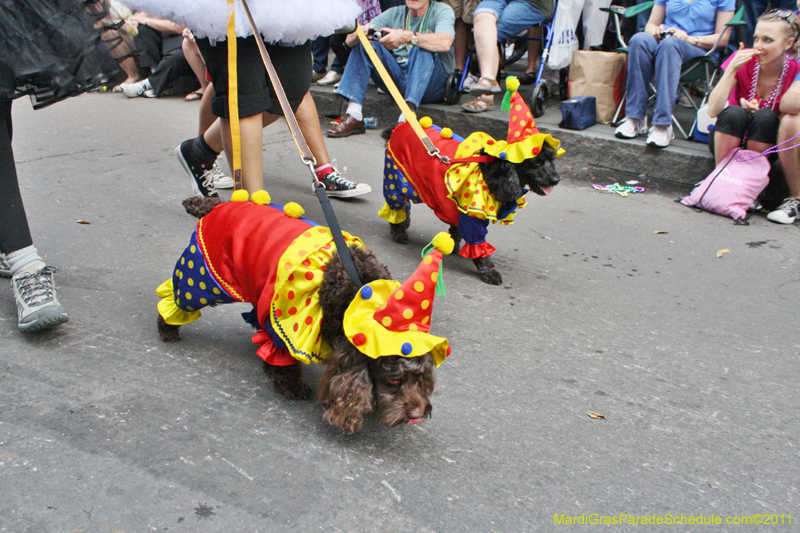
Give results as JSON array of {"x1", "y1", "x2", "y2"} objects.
[
  {"x1": 506, "y1": 76, "x2": 520, "y2": 92},
  {"x1": 419, "y1": 116, "x2": 433, "y2": 128},
  {"x1": 251, "y1": 190, "x2": 271, "y2": 205},
  {"x1": 231, "y1": 189, "x2": 249, "y2": 202},
  {"x1": 432, "y1": 232, "x2": 455, "y2": 255},
  {"x1": 284, "y1": 202, "x2": 304, "y2": 218},
  {"x1": 440, "y1": 127, "x2": 453, "y2": 139}
]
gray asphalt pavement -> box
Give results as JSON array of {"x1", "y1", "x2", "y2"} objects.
[{"x1": 1, "y1": 92, "x2": 798, "y2": 532}]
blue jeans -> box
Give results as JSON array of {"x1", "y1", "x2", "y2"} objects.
[
  {"x1": 474, "y1": 0, "x2": 547, "y2": 40},
  {"x1": 625, "y1": 33, "x2": 706, "y2": 126},
  {"x1": 335, "y1": 41, "x2": 449, "y2": 108}
]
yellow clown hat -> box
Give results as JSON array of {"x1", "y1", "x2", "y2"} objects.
[
  {"x1": 343, "y1": 233, "x2": 454, "y2": 366},
  {"x1": 479, "y1": 76, "x2": 565, "y2": 163}
]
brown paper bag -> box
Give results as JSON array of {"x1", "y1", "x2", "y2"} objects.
[{"x1": 568, "y1": 51, "x2": 627, "y2": 124}]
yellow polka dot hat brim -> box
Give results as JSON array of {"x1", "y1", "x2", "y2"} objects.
[
  {"x1": 343, "y1": 279, "x2": 450, "y2": 366},
  {"x1": 343, "y1": 234, "x2": 454, "y2": 366}
]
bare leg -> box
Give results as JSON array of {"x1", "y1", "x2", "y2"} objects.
[
  {"x1": 198, "y1": 84, "x2": 216, "y2": 135},
  {"x1": 526, "y1": 27, "x2": 542, "y2": 74},
  {"x1": 454, "y1": 18, "x2": 470, "y2": 71},
  {"x1": 474, "y1": 12, "x2": 500, "y2": 79},
  {"x1": 778, "y1": 114, "x2": 800, "y2": 198},
  {"x1": 182, "y1": 37, "x2": 209, "y2": 94},
  {"x1": 713, "y1": 131, "x2": 742, "y2": 165},
  {"x1": 296, "y1": 92, "x2": 330, "y2": 168},
  {"x1": 119, "y1": 57, "x2": 140, "y2": 84}
]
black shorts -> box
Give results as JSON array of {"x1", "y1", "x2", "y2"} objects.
[{"x1": 196, "y1": 37, "x2": 311, "y2": 119}]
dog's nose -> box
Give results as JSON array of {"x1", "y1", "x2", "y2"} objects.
[{"x1": 408, "y1": 405, "x2": 427, "y2": 420}]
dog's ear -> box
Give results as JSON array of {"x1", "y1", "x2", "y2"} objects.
[
  {"x1": 479, "y1": 151, "x2": 523, "y2": 203},
  {"x1": 182, "y1": 196, "x2": 224, "y2": 219},
  {"x1": 318, "y1": 339, "x2": 374, "y2": 433}
]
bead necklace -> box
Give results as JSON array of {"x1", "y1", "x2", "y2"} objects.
[{"x1": 749, "y1": 53, "x2": 790, "y2": 111}]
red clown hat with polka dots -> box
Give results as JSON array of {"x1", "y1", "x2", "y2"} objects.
[
  {"x1": 482, "y1": 76, "x2": 565, "y2": 164},
  {"x1": 343, "y1": 232, "x2": 453, "y2": 366}
]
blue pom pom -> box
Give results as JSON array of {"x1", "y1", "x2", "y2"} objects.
[
  {"x1": 499, "y1": 151, "x2": 507, "y2": 159},
  {"x1": 360, "y1": 286, "x2": 373, "y2": 299},
  {"x1": 401, "y1": 342, "x2": 413, "y2": 355}
]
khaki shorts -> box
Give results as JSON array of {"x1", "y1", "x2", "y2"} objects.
[{"x1": 442, "y1": 0, "x2": 480, "y2": 23}]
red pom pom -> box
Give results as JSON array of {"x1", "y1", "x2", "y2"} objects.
[
  {"x1": 486, "y1": 139, "x2": 495, "y2": 145},
  {"x1": 446, "y1": 346, "x2": 452, "y2": 357},
  {"x1": 532, "y1": 146, "x2": 541, "y2": 156},
  {"x1": 352, "y1": 333, "x2": 367, "y2": 346}
]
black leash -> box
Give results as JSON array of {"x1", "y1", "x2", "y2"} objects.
[{"x1": 314, "y1": 184, "x2": 362, "y2": 288}]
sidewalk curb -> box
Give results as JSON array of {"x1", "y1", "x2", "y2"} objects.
[{"x1": 311, "y1": 85, "x2": 715, "y2": 187}]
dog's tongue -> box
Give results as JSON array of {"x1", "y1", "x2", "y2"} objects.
[
  {"x1": 542, "y1": 186, "x2": 553, "y2": 195},
  {"x1": 406, "y1": 418, "x2": 423, "y2": 426}
]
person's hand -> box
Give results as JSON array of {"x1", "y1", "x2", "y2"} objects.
[
  {"x1": 126, "y1": 18, "x2": 139, "y2": 31},
  {"x1": 379, "y1": 27, "x2": 412, "y2": 50},
  {"x1": 740, "y1": 97, "x2": 760, "y2": 113},
  {"x1": 182, "y1": 27, "x2": 194, "y2": 41},
  {"x1": 666, "y1": 27, "x2": 688, "y2": 41},
  {"x1": 728, "y1": 42, "x2": 761, "y2": 73},
  {"x1": 646, "y1": 24, "x2": 663, "y2": 39}
]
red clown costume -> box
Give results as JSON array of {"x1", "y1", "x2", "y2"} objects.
[
  {"x1": 157, "y1": 191, "x2": 452, "y2": 367},
  {"x1": 380, "y1": 77, "x2": 565, "y2": 259}
]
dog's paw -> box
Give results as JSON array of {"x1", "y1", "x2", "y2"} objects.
[
  {"x1": 474, "y1": 257, "x2": 503, "y2": 285},
  {"x1": 389, "y1": 223, "x2": 409, "y2": 244},
  {"x1": 479, "y1": 269, "x2": 503, "y2": 285},
  {"x1": 264, "y1": 362, "x2": 313, "y2": 400},
  {"x1": 157, "y1": 315, "x2": 181, "y2": 342}
]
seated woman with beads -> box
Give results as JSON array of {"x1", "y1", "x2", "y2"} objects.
[
  {"x1": 706, "y1": 10, "x2": 800, "y2": 222},
  {"x1": 707, "y1": 10, "x2": 800, "y2": 163}
]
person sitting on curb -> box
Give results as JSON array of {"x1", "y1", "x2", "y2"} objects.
[
  {"x1": 326, "y1": 0, "x2": 455, "y2": 138},
  {"x1": 119, "y1": 12, "x2": 206, "y2": 99},
  {"x1": 461, "y1": 0, "x2": 554, "y2": 114}
]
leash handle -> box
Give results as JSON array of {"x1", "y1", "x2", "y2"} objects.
[
  {"x1": 314, "y1": 185, "x2": 362, "y2": 287},
  {"x1": 226, "y1": 0, "x2": 243, "y2": 189}
]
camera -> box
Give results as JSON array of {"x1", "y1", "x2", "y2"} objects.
[
  {"x1": 660, "y1": 30, "x2": 675, "y2": 38},
  {"x1": 367, "y1": 27, "x2": 383, "y2": 40}
]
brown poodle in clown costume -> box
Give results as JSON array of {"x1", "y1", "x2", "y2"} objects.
[
  {"x1": 380, "y1": 77, "x2": 564, "y2": 284},
  {"x1": 156, "y1": 190, "x2": 454, "y2": 433}
]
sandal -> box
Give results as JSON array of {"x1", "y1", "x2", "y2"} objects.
[
  {"x1": 468, "y1": 77, "x2": 501, "y2": 96},
  {"x1": 517, "y1": 71, "x2": 537, "y2": 85},
  {"x1": 462, "y1": 95, "x2": 494, "y2": 113},
  {"x1": 184, "y1": 90, "x2": 203, "y2": 101}
]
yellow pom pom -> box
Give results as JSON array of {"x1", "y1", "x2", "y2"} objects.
[
  {"x1": 419, "y1": 116, "x2": 433, "y2": 128},
  {"x1": 284, "y1": 202, "x2": 305, "y2": 218},
  {"x1": 231, "y1": 189, "x2": 249, "y2": 202},
  {"x1": 440, "y1": 127, "x2": 453, "y2": 139},
  {"x1": 506, "y1": 76, "x2": 520, "y2": 92},
  {"x1": 251, "y1": 190, "x2": 271, "y2": 205},
  {"x1": 431, "y1": 232, "x2": 455, "y2": 255}
]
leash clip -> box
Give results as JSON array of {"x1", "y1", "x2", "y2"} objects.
[
  {"x1": 428, "y1": 147, "x2": 451, "y2": 165},
  {"x1": 304, "y1": 157, "x2": 320, "y2": 187}
]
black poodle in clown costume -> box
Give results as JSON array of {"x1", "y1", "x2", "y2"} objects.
[{"x1": 379, "y1": 77, "x2": 564, "y2": 282}]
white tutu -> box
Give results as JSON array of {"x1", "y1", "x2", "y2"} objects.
[{"x1": 119, "y1": 0, "x2": 362, "y2": 44}]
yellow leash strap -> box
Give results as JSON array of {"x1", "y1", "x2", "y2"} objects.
[
  {"x1": 226, "y1": 0, "x2": 242, "y2": 190},
  {"x1": 354, "y1": 25, "x2": 444, "y2": 161}
]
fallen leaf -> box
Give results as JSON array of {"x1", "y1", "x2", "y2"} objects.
[
  {"x1": 76, "y1": 220, "x2": 91, "y2": 225},
  {"x1": 716, "y1": 248, "x2": 730, "y2": 258},
  {"x1": 588, "y1": 412, "x2": 605, "y2": 419},
  {"x1": 654, "y1": 231, "x2": 668, "y2": 234},
  {"x1": 565, "y1": 165, "x2": 573, "y2": 169}
]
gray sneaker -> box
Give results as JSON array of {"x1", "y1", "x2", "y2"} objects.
[
  {"x1": 0, "y1": 254, "x2": 10, "y2": 278},
  {"x1": 12, "y1": 266, "x2": 69, "y2": 333}
]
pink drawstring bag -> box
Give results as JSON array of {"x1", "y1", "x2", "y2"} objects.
[{"x1": 680, "y1": 148, "x2": 770, "y2": 223}]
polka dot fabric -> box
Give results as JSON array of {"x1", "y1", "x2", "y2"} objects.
[
  {"x1": 172, "y1": 230, "x2": 236, "y2": 313},
  {"x1": 445, "y1": 132, "x2": 523, "y2": 222},
  {"x1": 270, "y1": 226, "x2": 364, "y2": 364},
  {"x1": 382, "y1": 150, "x2": 420, "y2": 213}
]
